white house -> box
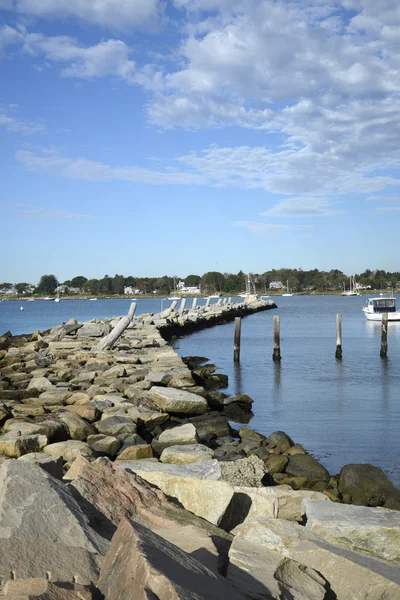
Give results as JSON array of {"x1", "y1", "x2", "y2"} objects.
[{"x1": 269, "y1": 280, "x2": 284, "y2": 289}]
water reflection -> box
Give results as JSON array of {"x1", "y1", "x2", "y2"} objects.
[{"x1": 273, "y1": 361, "x2": 282, "y2": 391}]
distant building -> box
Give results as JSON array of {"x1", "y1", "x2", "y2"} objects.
[
  {"x1": 124, "y1": 286, "x2": 140, "y2": 295},
  {"x1": 269, "y1": 281, "x2": 284, "y2": 289},
  {"x1": 177, "y1": 280, "x2": 201, "y2": 294},
  {"x1": 0, "y1": 287, "x2": 16, "y2": 295},
  {"x1": 56, "y1": 285, "x2": 81, "y2": 294}
]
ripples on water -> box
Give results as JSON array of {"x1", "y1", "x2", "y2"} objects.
[{"x1": 1, "y1": 294, "x2": 399, "y2": 485}]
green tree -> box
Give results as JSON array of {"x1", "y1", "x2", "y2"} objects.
[
  {"x1": 36, "y1": 274, "x2": 58, "y2": 295},
  {"x1": 15, "y1": 283, "x2": 30, "y2": 294},
  {"x1": 200, "y1": 271, "x2": 225, "y2": 294},
  {"x1": 185, "y1": 274, "x2": 201, "y2": 287},
  {"x1": 71, "y1": 276, "x2": 88, "y2": 288},
  {"x1": 83, "y1": 279, "x2": 100, "y2": 294},
  {"x1": 111, "y1": 274, "x2": 125, "y2": 295},
  {"x1": 0, "y1": 282, "x2": 13, "y2": 289}
]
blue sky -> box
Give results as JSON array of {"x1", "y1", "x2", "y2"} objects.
[{"x1": 1, "y1": 0, "x2": 399, "y2": 284}]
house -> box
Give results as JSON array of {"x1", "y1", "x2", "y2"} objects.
[
  {"x1": 124, "y1": 286, "x2": 140, "y2": 295},
  {"x1": 177, "y1": 281, "x2": 201, "y2": 294},
  {"x1": 269, "y1": 281, "x2": 284, "y2": 289}
]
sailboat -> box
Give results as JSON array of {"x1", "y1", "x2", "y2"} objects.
[
  {"x1": 341, "y1": 275, "x2": 360, "y2": 296},
  {"x1": 54, "y1": 279, "x2": 61, "y2": 302},
  {"x1": 282, "y1": 280, "x2": 293, "y2": 297},
  {"x1": 239, "y1": 275, "x2": 258, "y2": 299},
  {"x1": 168, "y1": 277, "x2": 180, "y2": 301}
]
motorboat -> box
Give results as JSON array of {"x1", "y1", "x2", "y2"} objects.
[
  {"x1": 239, "y1": 274, "x2": 259, "y2": 301},
  {"x1": 89, "y1": 298, "x2": 98, "y2": 301},
  {"x1": 168, "y1": 296, "x2": 180, "y2": 301},
  {"x1": 362, "y1": 295, "x2": 400, "y2": 321}
]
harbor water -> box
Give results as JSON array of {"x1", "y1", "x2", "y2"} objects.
[{"x1": 1, "y1": 294, "x2": 399, "y2": 485}]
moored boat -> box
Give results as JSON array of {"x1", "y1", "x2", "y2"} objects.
[{"x1": 362, "y1": 295, "x2": 400, "y2": 321}]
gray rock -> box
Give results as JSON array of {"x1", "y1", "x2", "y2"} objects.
[
  {"x1": 17, "y1": 452, "x2": 64, "y2": 479},
  {"x1": 27, "y1": 376, "x2": 53, "y2": 392},
  {"x1": 160, "y1": 444, "x2": 214, "y2": 464},
  {"x1": 38, "y1": 389, "x2": 72, "y2": 405},
  {"x1": 0, "y1": 460, "x2": 107, "y2": 554},
  {"x1": 87, "y1": 434, "x2": 121, "y2": 458},
  {"x1": 267, "y1": 430, "x2": 294, "y2": 452},
  {"x1": 220, "y1": 455, "x2": 267, "y2": 487},
  {"x1": 303, "y1": 498, "x2": 400, "y2": 564},
  {"x1": 285, "y1": 454, "x2": 330, "y2": 483},
  {"x1": 0, "y1": 433, "x2": 48, "y2": 458},
  {"x1": 155, "y1": 423, "x2": 198, "y2": 452},
  {"x1": 95, "y1": 416, "x2": 137, "y2": 437},
  {"x1": 59, "y1": 412, "x2": 97, "y2": 441}
]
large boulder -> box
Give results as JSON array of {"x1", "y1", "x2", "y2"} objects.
[
  {"x1": 118, "y1": 459, "x2": 222, "y2": 480},
  {"x1": 98, "y1": 519, "x2": 245, "y2": 600},
  {"x1": 87, "y1": 434, "x2": 121, "y2": 458},
  {"x1": 339, "y1": 463, "x2": 400, "y2": 510},
  {"x1": 0, "y1": 433, "x2": 47, "y2": 458},
  {"x1": 146, "y1": 386, "x2": 208, "y2": 414},
  {"x1": 95, "y1": 416, "x2": 137, "y2": 437},
  {"x1": 285, "y1": 454, "x2": 330, "y2": 483},
  {"x1": 43, "y1": 440, "x2": 95, "y2": 461},
  {"x1": 155, "y1": 423, "x2": 198, "y2": 452},
  {"x1": 59, "y1": 412, "x2": 96, "y2": 441},
  {"x1": 267, "y1": 430, "x2": 294, "y2": 452},
  {"x1": 302, "y1": 498, "x2": 400, "y2": 564}
]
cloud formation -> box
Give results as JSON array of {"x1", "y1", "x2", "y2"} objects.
[
  {"x1": 0, "y1": 104, "x2": 45, "y2": 134},
  {"x1": 8, "y1": 202, "x2": 109, "y2": 220},
  {"x1": 261, "y1": 197, "x2": 346, "y2": 217},
  {"x1": 3, "y1": 0, "x2": 162, "y2": 30},
  {"x1": 233, "y1": 221, "x2": 313, "y2": 237}
]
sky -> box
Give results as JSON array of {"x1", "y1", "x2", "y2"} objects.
[{"x1": 1, "y1": 0, "x2": 400, "y2": 284}]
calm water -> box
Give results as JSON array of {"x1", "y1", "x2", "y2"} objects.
[
  {"x1": 1, "y1": 295, "x2": 399, "y2": 485},
  {"x1": 173, "y1": 295, "x2": 400, "y2": 486}
]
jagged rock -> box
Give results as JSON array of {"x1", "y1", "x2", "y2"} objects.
[
  {"x1": 37, "y1": 389, "x2": 72, "y2": 405},
  {"x1": 146, "y1": 386, "x2": 208, "y2": 414},
  {"x1": 302, "y1": 498, "x2": 400, "y2": 564},
  {"x1": 232, "y1": 516, "x2": 400, "y2": 600},
  {"x1": 65, "y1": 392, "x2": 92, "y2": 405},
  {"x1": 285, "y1": 454, "x2": 330, "y2": 483},
  {"x1": 95, "y1": 415, "x2": 137, "y2": 436},
  {"x1": 87, "y1": 434, "x2": 121, "y2": 458},
  {"x1": 145, "y1": 371, "x2": 171, "y2": 385},
  {"x1": 11, "y1": 404, "x2": 45, "y2": 417},
  {"x1": 265, "y1": 454, "x2": 289, "y2": 474},
  {"x1": 160, "y1": 444, "x2": 214, "y2": 464},
  {"x1": 98, "y1": 519, "x2": 245, "y2": 600},
  {"x1": 43, "y1": 440, "x2": 95, "y2": 461},
  {"x1": 59, "y1": 412, "x2": 97, "y2": 441},
  {"x1": 0, "y1": 460, "x2": 107, "y2": 555},
  {"x1": 34, "y1": 349, "x2": 55, "y2": 367},
  {"x1": 220, "y1": 455, "x2": 267, "y2": 488},
  {"x1": 223, "y1": 394, "x2": 254, "y2": 406},
  {"x1": 267, "y1": 430, "x2": 294, "y2": 452},
  {"x1": 1, "y1": 579, "x2": 94, "y2": 599},
  {"x1": 0, "y1": 403, "x2": 12, "y2": 425},
  {"x1": 338, "y1": 463, "x2": 400, "y2": 510},
  {"x1": 18, "y1": 452, "x2": 64, "y2": 479}
]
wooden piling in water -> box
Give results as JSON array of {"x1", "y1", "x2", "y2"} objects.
[
  {"x1": 273, "y1": 315, "x2": 281, "y2": 361},
  {"x1": 205, "y1": 297, "x2": 211, "y2": 308},
  {"x1": 170, "y1": 300, "x2": 178, "y2": 311},
  {"x1": 234, "y1": 317, "x2": 241, "y2": 362},
  {"x1": 380, "y1": 313, "x2": 388, "y2": 358},
  {"x1": 191, "y1": 297, "x2": 198, "y2": 310},
  {"x1": 335, "y1": 314, "x2": 343, "y2": 359}
]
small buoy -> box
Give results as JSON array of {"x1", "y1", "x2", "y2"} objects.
[{"x1": 20, "y1": 306, "x2": 24, "y2": 311}]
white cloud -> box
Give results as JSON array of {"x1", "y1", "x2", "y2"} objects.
[
  {"x1": 0, "y1": 104, "x2": 45, "y2": 134},
  {"x1": 5, "y1": 0, "x2": 162, "y2": 30},
  {"x1": 233, "y1": 221, "x2": 313, "y2": 237},
  {"x1": 22, "y1": 34, "x2": 136, "y2": 81},
  {"x1": 0, "y1": 24, "x2": 23, "y2": 54},
  {"x1": 261, "y1": 197, "x2": 345, "y2": 217},
  {"x1": 372, "y1": 206, "x2": 400, "y2": 213}
]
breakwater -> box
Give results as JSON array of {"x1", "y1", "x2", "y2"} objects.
[{"x1": 0, "y1": 298, "x2": 399, "y2": 598}]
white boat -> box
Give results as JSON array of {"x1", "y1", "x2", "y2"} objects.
[
  {"x1": 89, "y1": 298, "x2": 98, "y2": 301},
  {"x1": 341, "y1": 275, "x2": 360, "y2": 296},
  {"x1": 168, "y1": 296, "x2": 180, "y2": 301},
  {"x1": 362, "y1": 295, "x2": 400, "y2": 321},
  {"x1": 54, "y1": 279, "x2": 61, "y2": 302},
  {"x1": 239, "y1": 274, "x2": 259, "y2": 300},
  {"x1": 282, "y1": 280, "x2": 293, "y2": 297}
]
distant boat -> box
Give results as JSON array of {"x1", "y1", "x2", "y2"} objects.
[
  {"x1": 54, "y1": 279, "x2": 61, "y2": 302},
  {"x1": 341, "y1": 275, "x2": 360, "y2": 296},
  {"x1": 27, "y1": 298, "x2": 35, "y2": 302},
  {"x1": 168, "y1": 296, "x2": 180, "y2": 301},
  {"x1": 282, "y1": 280, "x2": 293, "y2": 297},
  {"x1": 89, "y1": 298, "x2": 98, "y2": 301},
  {"x1": 20, "y1": 306, "x2": 24, "y2": 311}
]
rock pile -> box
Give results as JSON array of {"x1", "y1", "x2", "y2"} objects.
[{"x1": 0, "y1": 305, "x2": 399, "y2": 598}]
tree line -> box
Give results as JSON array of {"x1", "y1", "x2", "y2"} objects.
[{"x1": 1, "y1": 268, "x2": 400, "y2": 296}]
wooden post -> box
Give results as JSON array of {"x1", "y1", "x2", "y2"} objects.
[
  {"x1": 273, "y1": 315, "x2": 281, "y2": 361},
  {"x1": 96, "y1": 302, "x2": 136, "y2": 351},
  {"x1": 380, "y1": 313, "x2": 388, "y2": 358},
  {"x1": 335, "y1": 314, "x2": 343, "y2": 359},
  {"x1": 228, "y1": 297, "x2": 232, "y2": 305},
  {"x1": 179, "y1": 298, "x2": 187, "y2": 317},
  {"x1": 234, "y1": 317, "x2": 241, "y2": 362},
  {"x1": 191, "y1": 297, "x2": 198, "y2": 310},
  {"x1": 205, "y1": 297, "x2": 211, "y2": 308},
  {"x1": 170, "y1": 300, "x2": 178, "y2": 311}
]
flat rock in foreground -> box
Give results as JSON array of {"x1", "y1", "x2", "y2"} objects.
[
  {"x1": 98, "y1": 518, "x2": 245, "y2": 600},
  {"x1": 117, "y1": 458, "x2": 222, "y2": 480},
  {"x1": 303, "y1": 498, "x2": 400, "y2": 564},
  {"x1": 146, "y1": 386, "x2": 208, "y2": 414}
]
